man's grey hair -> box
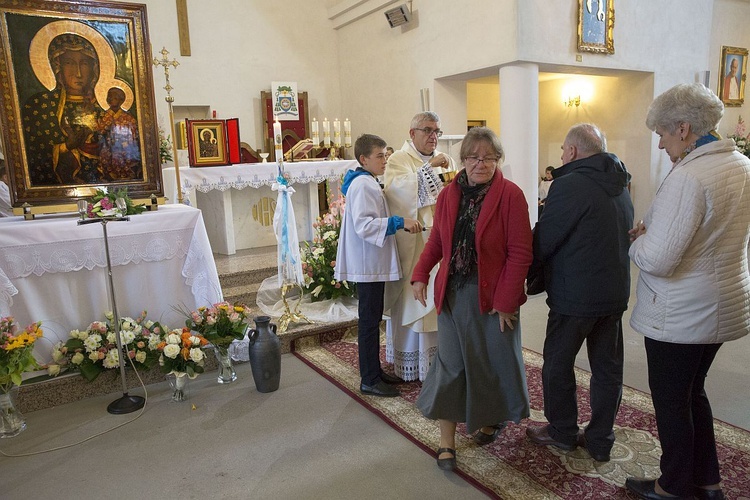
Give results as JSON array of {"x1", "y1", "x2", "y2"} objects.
[
  {"x1": 410, "y1": 111, "x2": 441, "y2": 129},
  {"x1": 566, "y1": 123, "x2": 607, "y2": 155}
]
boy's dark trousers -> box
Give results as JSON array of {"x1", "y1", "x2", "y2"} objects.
[{"x1": 356, "y1": 281, "x2": 385, "y2": 386}]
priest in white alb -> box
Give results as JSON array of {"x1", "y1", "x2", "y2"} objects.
[{"x1": 383, "y1": 111, "x2": 456, "y2": 381}]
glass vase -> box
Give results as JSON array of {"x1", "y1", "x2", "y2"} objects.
[
  {"x1": 214, "y1": 345, "x2": 237, "y2": 384},
  {"x1": 0, "y1": 387, "x2": 26, "y2": 438},
  {"x1": 167, "y1": 372, "x2": 190, "y2": 402}
]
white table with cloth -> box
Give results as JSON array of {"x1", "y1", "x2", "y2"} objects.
[
  {"x1": 162, "y1": 160, "x2": 357, "y2": 254},
  {"x1": 0, "y1": 204, "x2": 223, "y2": 364}
]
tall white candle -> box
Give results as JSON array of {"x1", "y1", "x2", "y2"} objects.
[
  {"x1": 333, "y1": 119, "x2": 341, "y2": 147},
  {"x1": 273, "y1": 117, "x2": 283, "y2": 160},
  {"x1": 344, "y1": 118, "x2": 351, "y2": 147},
  {"x1": 322, "y1": 118, "x2": 331, "y2": 148},
  {"x1": 311, "y1": 118, "x2": 320, "y2": 146}
]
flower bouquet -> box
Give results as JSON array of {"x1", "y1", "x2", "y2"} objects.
[
  {"x1": 0, "y1": 317, "x2": 43, "y2": 393},
  {"x1": 300, "y1": 191, "x2": 356, "y2": 302},
  {"x1": 0, "y1": 317, "x2": 43, "y2": 437},
  {"x1": 50, "y1": 311, "x2": 165, "y2": 382},
  {"x1": 728, "y1": 116, "x2": 750, "y2": 158},
  {"x1": 185, "y1": 302, "x2": 249, "y2": 383},
  {"x1": 87, "y1": 187, "x2": 146, "y2": 217},
  {"x1": 157, "y1": 327, "x2": 209, "y2": 401}
]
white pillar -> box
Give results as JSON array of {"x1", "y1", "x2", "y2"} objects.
[{"x1": 499, "y1": 64, "x2": 539, "y2": 226}]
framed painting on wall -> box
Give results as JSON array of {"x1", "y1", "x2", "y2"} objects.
[
  {"x1": 577, "y1": 0, "x2": 615, "y2": 54},
  {"x1": 0, "y1": 0, "x2": 162, "y2": 212},
  {"x1": 718, "y1": 46, "x2": 747, "y2": 107}
]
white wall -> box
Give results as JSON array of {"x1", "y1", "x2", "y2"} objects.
[
  {"x1": 712, "y1": 0, "x2": 750, "y2": 137},
  {"x1": 110, "y1": 0, "x2": 747, "y2": 215},
  {"x1": 117, "y1": 0, "x2": 342, "y2": 151}
]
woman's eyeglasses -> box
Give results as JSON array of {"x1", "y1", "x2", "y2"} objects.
[{"x1": 464, "y1": 156, "x2": 499, "y2": 167}]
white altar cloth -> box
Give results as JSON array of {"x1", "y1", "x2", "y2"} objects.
[
  {"x1": 163, "y1": 160, "x2": 357, "y2": 254},
  {"x1": 0, "y1": 205, "x2": 222, "y2": 362}
]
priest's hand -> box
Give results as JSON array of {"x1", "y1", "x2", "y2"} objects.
[{"x1": 429, "y1": 152, "x2": 451, "y2": 169}]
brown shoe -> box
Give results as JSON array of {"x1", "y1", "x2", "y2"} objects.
[{"x1": 526, "y1": 425, "x2": 576, "y2": 451}]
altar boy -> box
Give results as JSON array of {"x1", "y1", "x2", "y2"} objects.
[{"x1": 334, "y1": 134, "x2": 421, "y2": 397}]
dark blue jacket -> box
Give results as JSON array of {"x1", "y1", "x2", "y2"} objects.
[{"x1": 533, "y1": 153, "x2": 634, "y2": 317}]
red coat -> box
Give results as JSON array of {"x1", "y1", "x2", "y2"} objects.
[{"x1": 411, "y1": 169, "x2": 532, "y2": 315}]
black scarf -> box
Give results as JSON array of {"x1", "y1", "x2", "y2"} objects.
[{"x1": 448, "y1": 170, "x2": 492, "y2": 290}]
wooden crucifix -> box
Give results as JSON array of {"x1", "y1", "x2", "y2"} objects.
[{"x1": 176, "y1": 0, "x2": 191, "y2": 56}]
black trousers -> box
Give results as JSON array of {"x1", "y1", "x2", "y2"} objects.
[
  {"x1": 541, "y1": 310, "x2": 624, "y2": 455},
  {"x1": 356, "y1": 282, "x2": 385, "y2": 386},
  {"x1": 645, "y1": 337, "x2": 723, "y2": 496}
]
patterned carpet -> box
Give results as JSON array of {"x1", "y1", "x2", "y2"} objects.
[{"x1": 293, "y1": 332, "x2": 750, "y2": 500}]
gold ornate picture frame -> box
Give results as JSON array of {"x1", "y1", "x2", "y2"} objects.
[
  {"x1": 718, "y1": 46, "x2": 747, "y2": 107},
  {"x1": 186, "y1": 119, "x2": 229, "y2": 167},
  {"x1": 577, "y1": 0, "x2": 615, "y2": 54},
  {"x1": 0, "y1": 0, "x2": 162, "y2": 211}
]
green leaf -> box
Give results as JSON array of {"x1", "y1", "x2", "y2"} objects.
[{"x1": 79, "y1": 363, "x2": 102, "y2": 382}]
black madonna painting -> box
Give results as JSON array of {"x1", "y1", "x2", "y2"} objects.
[{"x1": 0, "y1": 0, "x2": 162, "y2": 209}]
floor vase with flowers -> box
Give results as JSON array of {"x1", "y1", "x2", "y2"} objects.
[
  {"x1": 0, "y1": 387, "x2": 26, "y2": 438},
  {"x1": 213, "y1": 346, "x2": 237, "y2": 384},
  {"x1": 167, "y1": 372, "x2": 190, "y2": 402}
]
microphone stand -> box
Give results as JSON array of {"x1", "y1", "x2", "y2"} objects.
[{"x1": 77, "y1": 199, "x2": 145, "y2": 414}]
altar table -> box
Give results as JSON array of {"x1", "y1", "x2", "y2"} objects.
[
  {"x1": 162, "y1": 160, "x2": 357, "y2": 254},
  {"x1": 0, "y1": 205, "x2": 223, "y2": 362}
]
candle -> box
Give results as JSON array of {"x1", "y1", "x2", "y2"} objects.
[
  {"x1": 273, "y1": 117, "x2": 283, "y2": 160},
  {"x1": 344, "y1": 118, "x2": 351, "y2": 147},
  {"x1": 333, "y1": 119, "x2": 341, "y2": 147},
  {"x1": 322, "y1": 118, "x2": 330, "y2": 148},
  {"x1": 311, "y1": 118, "x2": 320, "y2": 146}
]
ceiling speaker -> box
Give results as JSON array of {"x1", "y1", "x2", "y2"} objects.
[{"x1": 385, "y1": 4, "x2": 411, "y2": 28}]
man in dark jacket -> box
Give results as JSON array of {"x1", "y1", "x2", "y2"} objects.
[{"x1": 526, "y1": 123, "x2": 634, "y2": 463}]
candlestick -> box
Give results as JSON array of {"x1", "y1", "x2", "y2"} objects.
[
  {"x1": 344, "y1": 118, "x2": 352, "y2": 148},
  {"x1": 333, "y1": 118, "x2": 341, "y2": 147},
  {"x1": 322, "y1": 118, "x2": 331, "y2": 148},
  {"x1": 273, "y1": 117, "x2": 283, "y2": 161},
  {"x1": 311, "y1": 118, "x2": 320, "y2": 147}
]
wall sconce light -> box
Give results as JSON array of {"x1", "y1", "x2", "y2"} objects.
[
  {"x1": 564, "y1": 94, "x2": 581, "y2": 107},
  {"x1": 561, "y1": 79, "x2": 592, "y2": 108}
]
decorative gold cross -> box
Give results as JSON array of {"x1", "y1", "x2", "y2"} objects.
[
  {"x1": 153, "y1": 47, "x2": 179, "y2": 102},
  {"x1": 152, "y1": 47, "x2": 183, "y2": 203}
]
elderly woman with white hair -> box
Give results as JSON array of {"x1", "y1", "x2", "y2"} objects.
[{"x1": 626, "y1": 83, "x2": 750, "y2": 500}]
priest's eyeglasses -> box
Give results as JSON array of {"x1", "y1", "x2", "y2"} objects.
[
  {"x1": 413, "y1": 127, "x2": 443, "y2": 137},
  {"x1": 464, "y1": 156, "x2": 499, "y2": 167}
]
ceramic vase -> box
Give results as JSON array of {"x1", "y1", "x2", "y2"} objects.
[{"x1": 248, "y1": 316, "x2": 281, "y2": 393}]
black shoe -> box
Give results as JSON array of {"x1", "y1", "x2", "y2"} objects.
[
  {"x1": 360, "y1": 381, "x2": 399, "y2": 397},
  {"x1": 436, "y1": 447, "x2": 456, "y2": 471},
  {"x1": 694, "y1": 487, "x2": 725, "y2": 500},
  {"x1": 526, "y1": 425, "x2": 576, "y2": 451},
  {"x1": 576, "y1": 430, "x2": 611, "y2": 462},
  {"x1": 624, "y1": 478, "x2": 693, "y2": 500},
  {"x1": 379, "y1": 371, "x2": 403, "y2": 384},
  {"x1": 473, "y1": 423, "x2": 506, "y2": 446}
]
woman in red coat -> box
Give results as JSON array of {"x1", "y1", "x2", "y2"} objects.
[{"x1": 412, "y1": 127, "x2": 533, "y2": 471}]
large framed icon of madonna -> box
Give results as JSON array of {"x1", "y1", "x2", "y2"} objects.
[{"x1": 0, "y1": 0, "x2": 162, "y2": 212}]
